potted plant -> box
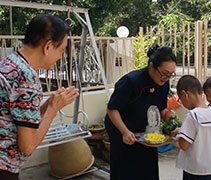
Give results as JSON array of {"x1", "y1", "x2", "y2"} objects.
[{"x1": 87, "y1": 123, "x2": 105, "y2": 141}]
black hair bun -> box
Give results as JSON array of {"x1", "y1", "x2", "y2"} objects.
[{"x1": 147, "y1": 44, "x2": 159, "y2": 58}]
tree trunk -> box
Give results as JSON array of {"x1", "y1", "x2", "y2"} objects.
[{"x1": 66, "y1": 0, "x2": 71, "y2": 6}]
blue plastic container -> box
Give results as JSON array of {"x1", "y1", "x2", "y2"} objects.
[{"x1": 157, "y1": 143, "x2": 173, "y2": 153}]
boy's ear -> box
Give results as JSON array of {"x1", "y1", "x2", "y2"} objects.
[{"x1": 181, "y1": 90, "x2": 189, "y2": 98}]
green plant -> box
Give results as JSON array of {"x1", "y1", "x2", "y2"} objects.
[
  {"x1": 132, "y1": 34, "x2": 157, "y2": 70},
  {"x1": 161, "y1": 115, "x2": 182, "y2": 135},
  {"x1": 89, "y1": 123, "x2": 104, "y2": 130}
]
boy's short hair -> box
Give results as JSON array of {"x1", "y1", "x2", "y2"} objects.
[
  {"x1": 177, "y1": 75, "x2": 202, "y2": 96},
  {"x1": 203, "y1": 77, "x2": 211, "y2": 92}
]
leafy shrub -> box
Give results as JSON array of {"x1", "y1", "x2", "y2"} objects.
[
  {"x1": 161, "y1": 115, "x2": 182, "y2": 135},
  {"x1": 132, "y1": 34, "x2": 157, "y2": 70}
]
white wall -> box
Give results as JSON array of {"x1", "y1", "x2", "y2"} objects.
[
  {"x1": 107, "y1": 39, "x2": 134, "y2": 84},
  {"x1": 172, "y1": 105, "x2": 187, "y2": 122}
]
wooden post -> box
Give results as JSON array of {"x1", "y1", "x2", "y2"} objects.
[
  {"x1": 169, "y1": 24, "x2": 172, "y2": 48},
  {"x1": 204, "y1": 19, "x2": 208, "y2": 83},
  {"x1": 146, "y1": 27, "x2": 149, "y2": 49},
  {"x1": 139, "y1": 27, "x2": 143, "y2": 35},
  {"x1": 161, "y1": 25, "x2": 164, "y2": 45},
  {"x1": 123, "y1": 39, "x2": 128, "y2": 73},
  {"x1": 187, "y1": 23, "x2": 190, "y2": 74},
  {"x1": 150, "y1": 26, "x2": 153, "y2": 45},
  {"x1": 9, "y1": 7, "x2": 13, "y2": 46},
  {"x1": 67, "y1": 0, "x2": 71, "y2": 5},
  {"x1": 174, "y1": 24, "x2": 177, "y2": 56},
  {"x1": 107, "y1": 39, "x2": 114, "y2": 84},
  {"x1": 157, "y1": 26, "x2": 160, "y2": 45},
  {"x1": 1, "y1": 39, "x2": 7, "y2": 60},
  {"x1": 130, "y1": 39, "x2": 134, "y2": 71},
  {"x1": 194, "y1": 21, "x2": 203, "y2": 82},
  {"x1": 182, "y1": 24, "x2": 186, "y2": 74}
]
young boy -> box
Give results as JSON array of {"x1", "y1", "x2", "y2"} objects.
[
  {"x1": 175, "y1": 75, "x2": 211, "y2": 180},
  {"x1": 203, "y1": 77, "x2": 211, "y2": 106}
]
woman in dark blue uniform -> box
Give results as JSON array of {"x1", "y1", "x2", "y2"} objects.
[{"x1": 105, "y1": 45, "x2": 177, "y2": 180}]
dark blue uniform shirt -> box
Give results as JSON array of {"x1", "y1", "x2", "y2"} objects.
[
  {"x1": 105, "y1": 67, "x2": 169, "y2": 180},
  {"x1": 106, "y1": 67, "x2": 169, "y2": 133}
]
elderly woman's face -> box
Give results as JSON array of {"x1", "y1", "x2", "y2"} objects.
[
  {"x1": 44, "y1": 35, "x2": 68, "y2": 70},
  {"x1": 151, "y1": 61, "x2": 176, "y2": 86}
]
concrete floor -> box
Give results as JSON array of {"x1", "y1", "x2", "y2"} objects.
[
  {"x1": 19, "y1": 145, "x2": 182, "y2": 180},
  {"x1": 158, "y1": 145, "x2": 182, "y2": 180},
  {"x1": 19, "y1": 158, "x2": 110, "y2": 180}
]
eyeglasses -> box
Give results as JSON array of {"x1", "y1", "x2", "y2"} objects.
[
  {"x1": 177, "y1": 95, "x2": 182, "y2": 104},
  {"x1": 177, "y1": 90, "x2": 190, "y2": 104},
  {"x1": 156, "y1": 68, "x2": 176, "y2": 80}
]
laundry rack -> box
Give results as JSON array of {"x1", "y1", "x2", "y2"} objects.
[{"x1": 37, "y1": 106, "x2": 91, "y2": 149}]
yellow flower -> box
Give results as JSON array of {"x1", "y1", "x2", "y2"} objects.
[{"x1": 145, "y1": 133, "x2": 165, "y2": 143}]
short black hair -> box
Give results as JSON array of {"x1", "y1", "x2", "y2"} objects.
[
  {"x1": 203, "y1": 77, "x2": 211, "y2": 92},
  {"x1": 23, "y1": 14, "x2": 70, "y2": 48},
  {"x1": 147, "y1": 45, "x2": 177, "y2": 68},
  {"x1": 177, "y1": 75, "x2": 202, "y2": 96}
]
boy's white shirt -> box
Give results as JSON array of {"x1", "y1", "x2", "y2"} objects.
[{"x1": 176, "y1": 107, "x2": 211, "y2": 175}]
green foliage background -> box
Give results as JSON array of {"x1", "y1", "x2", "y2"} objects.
[
  {"x1": 0, "y1": 0, "x2": 210, "y2": 37},
  {"x1": 132, "y1": 34, "x2": 157, "y2": 70}
]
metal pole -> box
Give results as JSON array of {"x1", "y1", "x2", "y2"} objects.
[
  {"x1": 66, "y1": 0, "x2": 72, "y2": 86},
  {"x1": 73, "y1": 26, "x2": 88, "y2": 123},
  {"x1": 84, "y1": 12, "x2": 110, "y2": 100}
]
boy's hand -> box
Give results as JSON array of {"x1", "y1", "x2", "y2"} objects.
[{"x1": 171, "y1": 127, "x2": 180, "y2": 137}]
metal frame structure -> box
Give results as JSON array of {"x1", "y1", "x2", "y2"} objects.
[
  {"x1": 0, "y1": 0, "x2": 110, "y2": 122},
  {"x1": 0, "y1": 0, "x2": 110, "y2": 147}
]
